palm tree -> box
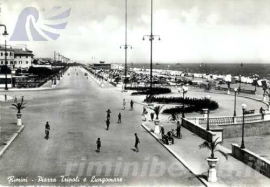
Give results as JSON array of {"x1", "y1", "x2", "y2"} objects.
[
  {"x1": 199, "y1": 138, "x2": 228, "y2": 159},
  {"x1": 12, "y1": 96, "x2": 27, "y2": 114},
  {"x1": 152, "y1": 105, "x2": 164, "y2": 120}
]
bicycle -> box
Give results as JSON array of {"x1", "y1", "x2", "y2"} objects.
[
  {"x1": 45, "y1": 129, "x2": 50, "y2": 139},
  {"x1": 168, "y1": 114, "x2": 179, "y2": 122}
]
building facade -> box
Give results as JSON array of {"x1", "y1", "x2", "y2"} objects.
[
  {"x1": 13, "y1": 48, "x2": 34, "y2": 69},
  {"x1": 0, "y1": 46, "x2": 14, "y2": 67},
  {"x1": 0, "y1": 45, "x2": 34, "y2": 70}
]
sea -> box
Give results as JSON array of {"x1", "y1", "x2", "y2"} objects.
[{"x1": 128, "y1": 63, "x2": 270, "y2": 79}]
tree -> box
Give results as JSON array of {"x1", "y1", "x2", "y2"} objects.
[
  {"x1": 11, "y1": 96, "x2": 27, "y2": 114},
  {"x1": 0, "y1": 65, "x2": 11, "y2": 74},
  {"x1": 199, "y1": 138, "x2": 228, "y2": 159},
  {"x1": 151, "y1": 105, "x2": 164, "y2": 120}
]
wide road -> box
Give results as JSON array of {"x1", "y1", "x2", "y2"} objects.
[{"x1": 0, "y1": 67, "x2": 203, "y2": 186}]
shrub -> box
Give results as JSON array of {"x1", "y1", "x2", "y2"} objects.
[
  {"x1": 144, "y1": 96, "x2": 219, "y2": 114},
  {"x1": 131, "y1": 87, "x2": 171, "y2": 95},
  {"x1": 28, "y1": 66, "x2": 53, "y2": 77}
]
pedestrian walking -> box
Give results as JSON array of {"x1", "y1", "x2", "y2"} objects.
[
  {"x1": 96, "y1": 138, "x2": 101, "y2": 152},
  {"x1": 143, "y1": 107, "x2": 146, "y2": 115},
  {"x1": 130, "y1": 100, "x2": 134, "y2": 110},
  {"x1": 45, "y1": 121, "x2": 50, "y2": 140},
  {"x1": 106, "y1": 119, "x2": 110, "y2": 130},
  {"x1": 150, "y1": 112, "x2": 154, "y2": 121},
  {"x1": 123, "y1": 99, "x2": 126, "y2": 110},
  {"x1": 134, "y1": 133, "x2": 140, "y2": 152},
  {"x1": 118, "y1": 113, "x2": 121, "y2": 123},
  {"x1": 106, "y1": 109, "x2": 111, "y2": 120},
  {"x1": 176, "y1": 120, "x2": 181, "y2": 139},
  {"x1": 160, "y1": 125, "x2": 165, "y2": 138},
  {"x1": 260, "y1": 107, "x2": 265, "y2": 120}
]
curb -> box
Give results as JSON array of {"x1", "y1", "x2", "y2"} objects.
[
  {"x1": 141, "y1": 122, "x2": 210, "y2": 187},
  {"x1": 0, "y1": 125, "x2": 25, "y2": 157}
]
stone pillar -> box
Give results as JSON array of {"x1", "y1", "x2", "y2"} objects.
[{"x1": 202, "y1": 109, "x2": 208, "y2": 118}]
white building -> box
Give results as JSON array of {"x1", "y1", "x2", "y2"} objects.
[
  {"x1": 13, "y1": 48, "x2": 34, "y2": 70},
  {"x1": 0, "y1": 46, "x2": 15, "y2": 66},
  {"x1": 0, "y1": 45, "x2": 34, "y2": 70}
]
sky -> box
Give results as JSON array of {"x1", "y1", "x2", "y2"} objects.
[{"x1": 1, "y1": 0, "x2": 270, "y2": 64}]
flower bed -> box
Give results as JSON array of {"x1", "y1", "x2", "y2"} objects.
[
  {"x1": 130, "y1": 87, "x2": 171, "y2": 95},
  {"x1": 144, "y1": 96, "x2": 219, "y2": 114}
]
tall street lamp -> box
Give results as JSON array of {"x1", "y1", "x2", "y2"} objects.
[
  {"x1": 0, "y1": 24, "x2": 9, "y2": 90},
  {"x1": 241, "y1": 103, "x2": 246, "y2": 149},
  {"x1": 180, "y1": 85, "x2": 188, "y2": 118},
  {"x1": 206, "y1": 95, "x2": 211, "y2": 131},
  {"x1": 238, "y1": 63, "x2": 243, "y2": 92},
  {"x1": 120, "y1": 0, "x2": 132, "y2": 90},
  {"x1": 143, "y1": 0, "x2": 160, "y2": 96},
  {"x1": 233, "y1": 88, "x2": 238, "y2": 117}
]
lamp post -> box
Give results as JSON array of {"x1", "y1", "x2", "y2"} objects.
[
  {"x1": 0, "y1": 24, "x2": 9, "y2": 90},
  {"x1": 3, "y1": 32, "x2": 8, "y2": 90},
  {"x1": 238, "y1": 63, "x2": 243, "y2": 91},
  {"x1": 180, "y1": 85, "x2": 188, "y2": 118},
  {"x1": 120, "y1": 0, "x2": 132, "y2": 91},
  {"x1": 233, "y1": 88, "x2": 238, "y2": 117},
  {"x1": 206, "y1": 95, "x2": 211, "y2": 131},
  {"x1": 143, "y1": 0, "x2": 160, "y2": 96},
  {"x1": 241, "y1": 103, "x2": 246, "y2": 149}
]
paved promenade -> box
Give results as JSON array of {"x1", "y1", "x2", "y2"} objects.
[
  {"x1": 142, "y1": 121, "x2": 270, "y2": 187},
  {"x1": 0, "y1": 67, "x2": 203, "y2": 186},
  {"x1": 116, "y1": 80, "x2": 270, "y2": 186},
  {"x1": 0, "y1": 67, "x2": 269, "y2": 186}
]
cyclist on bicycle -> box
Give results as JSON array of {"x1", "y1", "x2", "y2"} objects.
[
  {"x1": 172, "y1": 112, "x2": 177, "y2": 121},
  {"x1": 45, "y1": 122, "x2": 50, "y2": 139}
]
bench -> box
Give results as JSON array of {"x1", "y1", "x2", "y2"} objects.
[{"x1": 245, "y1": 109, "x2": 255, "y2": 114}]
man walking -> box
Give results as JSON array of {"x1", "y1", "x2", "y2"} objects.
[
  {"x1": 96, "y1": 138, "x2": 101, "y2": 152},
  {"x1": 176, "y1": 120, "x2": 181, "y2": 139},
  {"x1": 160, "y1": 125, "x2": 165, "y2": 138},
  {"x1": 150, "y1": 112, "x2": 154, "y2": 121},
  {"x1": 106, "y1": 109, "x2": 111, "y2": 120},
  {"x1": 106, "y1": 119, "x2": 110, "y2": 130},
  {"x1": 130, "y1": 100, "x2": 134, "y2": 110},
  {"x1": 134, "y1": 133, "x2": 140, "y2": 152},
  {"x1": 260, "y1": 107, "x2": 265, "y2": 120},
  {"x1": 45, "y1": 121, "x2": 50, "y2": 140},
  {"x1": 118, "y1": 113, "x2": 121, "y2": 123}
]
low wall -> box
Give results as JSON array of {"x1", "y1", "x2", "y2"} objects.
[
  {"x1": 232, "y1": 144, "x2": 270, "y2": 178},
  {"x1": 182, "y1": 118, "x2": 216, "y2": 143},
  {"x1": 220, "y1": 120, "x2": 270, "y2": 138}
]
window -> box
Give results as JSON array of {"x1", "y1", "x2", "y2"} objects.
[
  {"x1": 6, "y1": 53, "x2": 8, "y2": 57},
  {"x1": 1, "y1": 61, "x2": 3, "y2": 65},
  {"x1": 14, "y1": 61, "x2": 17, "y2": 64},
  {"x1": 10, "y1": 61, "x2": 13, "y2": 64},
  {"x1": 1, "y1": 52, "x2": 2, "y2": 56},
  {"x1": 10, "y1": 52, "x2": 12, "y2": 56},
  {"x1": 26, "y1": 61, "x2": 28, "y2": 64}
]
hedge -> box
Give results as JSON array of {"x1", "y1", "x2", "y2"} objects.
[
  {"x1": 131, "y1": 87, "x2": 171, "y2": 95},
  {"x1": 144, "y1": 96, "x2": 219, "y2": 114}
]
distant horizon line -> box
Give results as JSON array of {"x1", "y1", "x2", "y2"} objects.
[{"x1": 89, "y1": 62, "x2": 270, "y2": 65}]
